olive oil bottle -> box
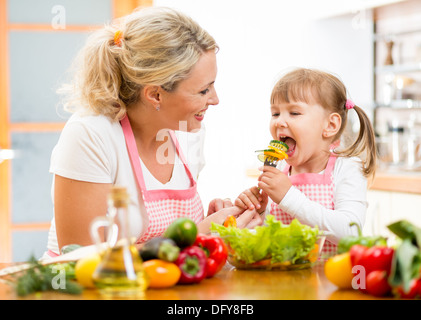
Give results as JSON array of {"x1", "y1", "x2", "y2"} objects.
[{"x1": 92, "y1": 186, "x2": 148, "y2": 298}]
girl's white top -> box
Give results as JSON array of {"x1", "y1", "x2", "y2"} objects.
[{"x1": 267, "y1": 157, "x2": 368, "y2": 244}]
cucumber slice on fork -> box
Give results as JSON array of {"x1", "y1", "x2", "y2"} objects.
[{"x1": 269, "y1": 139, "x2": 289, "y2": 152}]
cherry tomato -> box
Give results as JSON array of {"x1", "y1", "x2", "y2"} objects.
[
  {"x1": 142, "y1": 259, "x2": 181, "y2": 289},
  {"x1": 365, "y1": 270, "x2": 391, "y2": 297}
]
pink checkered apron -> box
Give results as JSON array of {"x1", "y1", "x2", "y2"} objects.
[
  {"x1": 270, "y1": 155, "x2": 337, "y2": 257},
  {"x1": 121, "y1": 115, "x2": 204, "y2": 243}
]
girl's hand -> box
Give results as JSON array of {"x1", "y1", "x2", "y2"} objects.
[
  {"x1": 257, "y1": 166, "x2": 292, "y2": 204},
  {"x1": 235, "y1": 186, "x2": 268, "y2": 214}
]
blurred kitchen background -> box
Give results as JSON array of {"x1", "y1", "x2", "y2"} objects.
[{"x1": 1, "y1": 0, "x2": 421, "y2": 262}]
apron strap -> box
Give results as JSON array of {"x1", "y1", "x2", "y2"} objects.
[
  {"x1": 120, "y1": 115, "x2": 148, "y2": 192},
  {"x1": 168, "y1": 130, "x2": 195, "y2": 186},
  {"x1": 121, "y1": 115, "x2": 196, "y2": 195}
]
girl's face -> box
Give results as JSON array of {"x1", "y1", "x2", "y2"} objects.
[
  {"x1": 269, "y1": 99, "x2": 332, "y2": 173},
  {"x1": 159, "y1": 50, "x2": 219, "y2": 132}
]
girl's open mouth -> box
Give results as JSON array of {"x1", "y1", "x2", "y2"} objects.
[{"x1": 280, "y1": 136, "x2": 296, "y2": 157}]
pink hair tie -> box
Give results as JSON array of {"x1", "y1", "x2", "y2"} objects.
[{"x1": 345, "y1": 99, "x2": 355, "y2": 110}]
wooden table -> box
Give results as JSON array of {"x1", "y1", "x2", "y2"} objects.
[{"x1": 0, "y1": 262, "x2": 379, "y2": 300}]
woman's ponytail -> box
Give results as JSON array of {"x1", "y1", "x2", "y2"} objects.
[{"x1": 63, "y1": 26, "x2": 129, "y2": 120}]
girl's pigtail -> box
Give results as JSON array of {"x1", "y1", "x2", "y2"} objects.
[{"x1": 338, "y1": 105, "x2": 377, "y2": 178}]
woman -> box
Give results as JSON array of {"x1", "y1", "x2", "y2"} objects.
[{"x1": 44, "y1": 7, "x2": 261, "y2": 257}]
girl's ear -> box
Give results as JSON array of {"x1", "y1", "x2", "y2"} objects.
[
  {"x1": 323, "y1": 112, "x2": 341, "y2": 139},
  {"x1": 142, "y1": 85, "x2": 162, "y2": 107}
]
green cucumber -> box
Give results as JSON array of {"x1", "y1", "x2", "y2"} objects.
[
  {"x1": 269, "y1": 140, "x2": 289, "y2": 151},
  {"x1": 164, "y1": 217, "x2": 198, "y2": 248}
]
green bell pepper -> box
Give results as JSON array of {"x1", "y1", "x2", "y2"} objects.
[{"x1": 337, "y1": 222, "x2": 387, "y2": 254}]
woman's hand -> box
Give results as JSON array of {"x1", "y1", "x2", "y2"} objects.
[
  {"x1": 235, "y1": 186, "x2": 268, "y2": 214},
  {"x1": 207, "y1": 198, "x2": 233, "y2": 216},
  {"x1": 235, "y1": 208, "x2": 264, "y2": 229},
  {"x1": 257, "y1": 166, "x2": 292, "y2": 204},
  {"x1": 198, "y1": 205, "x2": 263, "y2": 234}
]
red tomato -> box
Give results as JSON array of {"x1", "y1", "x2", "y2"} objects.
[
  {"x1": 395, "y1": 278, "x2": 421, "y2": 299},
  {"x1": 365, "y1": 270, "x2": 391, "y2": 297}
]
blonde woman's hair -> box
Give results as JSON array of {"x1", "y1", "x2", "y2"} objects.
[
  {"x1": 270, "y1": 68, "x2": 377, "y2": 178},
  {"x1": 58, "y1": 7, "x2": 218, "y2": 120}
]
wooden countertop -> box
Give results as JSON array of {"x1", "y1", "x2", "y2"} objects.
[
  {"x1": 369, "y1": 170, "x2": 421, "y2": 194},
  {"x1": 0, "y1": 262, "x2": 383, "y2": 301}
]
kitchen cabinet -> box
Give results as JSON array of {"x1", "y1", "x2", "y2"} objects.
[
  {"x1": 373, "y1": 0, "x2": 421, "y2": 170},
  {"x1": 365, "y1": 189, "x2": 421, "y2": 240}
]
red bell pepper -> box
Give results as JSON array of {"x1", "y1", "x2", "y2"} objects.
[
  {"x1": 175, "y1": 246, "x2": 207, "y2": 284},
  {"x1": 350, "y1": 245, "x2": 394, "y2": 275},
  {"x1": 349, "y1": 244, "x2": 367, "y2": 267},
  {"x1": 350, "y1": 244, "x2": 395, "y2": 297},
  {"x1": 194, "y1": 234, "x2": 228, "y2": 278}
]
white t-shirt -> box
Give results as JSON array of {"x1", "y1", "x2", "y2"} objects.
[
  {"x1": 45, "y1": 113, "x2": 206, "y2": 255},
  {"x1": 267, "y1": 157, "x2": 368, "y2": 244}
]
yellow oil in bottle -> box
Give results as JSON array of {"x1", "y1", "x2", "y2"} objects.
[
  {"x1": 91, "y1": 186, "x2": 148, "y2": 299},
  {"x1": 93, "y1": 243, "x2": 148, "y2": 299}
]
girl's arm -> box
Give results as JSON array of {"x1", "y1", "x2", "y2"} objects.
[{"x1": 276, "y1": 158, "x2": 367, "y2": 244}]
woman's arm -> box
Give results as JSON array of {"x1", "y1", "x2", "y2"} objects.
[
  {"x1": 54, "y1": 175, "x2": 112, "y2": 250},
  {"x1": 197, "y1": 206, "x2": 263, "y2": 234}
]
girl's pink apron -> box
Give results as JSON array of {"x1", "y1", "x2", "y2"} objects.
[
  {"x1": 121, "y1": 115, "x2": 204, "y2": 243},
  {"x1": 270, "y1": 155, "x2": 337, "y2": 257}
]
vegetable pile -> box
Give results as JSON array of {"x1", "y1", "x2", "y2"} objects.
[
  {"x1": 324, "y1": 220, "x2": 421, "y2": 299},
  {"x1": 140, "y1": 217, "x2": 228, "y2": 287},
  {"x1": 211, "y1": 215, "x2": 321, "y2": 268},
  {"x1": 10, "y1": 217, "x2": 228, "y2": 296}
]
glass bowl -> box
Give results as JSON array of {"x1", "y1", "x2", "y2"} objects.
[{"x1": 224, "y1": 235, "x2": 326, "y2": 271}]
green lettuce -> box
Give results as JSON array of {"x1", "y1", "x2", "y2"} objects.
[{"x1": 211, "y1": 215, "x2": 319, "y2": 265}]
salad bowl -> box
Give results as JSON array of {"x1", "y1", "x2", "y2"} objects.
[
  {"x1": 225, "y1": 235, "x2": 325, "y2": 270},
  {"x1": 211, "y1": 216, "x2": 325, "y2": 271}
]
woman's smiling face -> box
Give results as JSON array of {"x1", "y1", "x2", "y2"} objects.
[
  {"x1": 269, "y1": 99, "x2": 331, "y2": 171},
  {"x1": 159, "y1": 50, "x2": 219, "y2": 132}
]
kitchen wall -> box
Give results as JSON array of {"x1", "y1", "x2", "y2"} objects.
[{"x1": 154, "y1": 0, "x2": 375, "y2": 208}]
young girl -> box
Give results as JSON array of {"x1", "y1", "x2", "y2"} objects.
[{"x1": 236, "y1": 68, "x2": 377, "y2": 256}]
